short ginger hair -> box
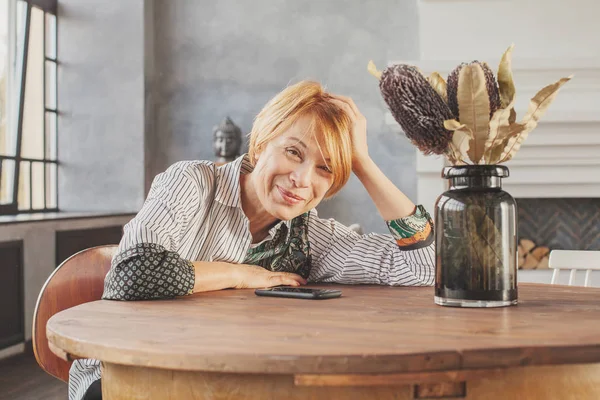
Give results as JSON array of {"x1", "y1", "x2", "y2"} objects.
[{"x1": 248, "y1": 81, "x2": 353, "y2": 198}]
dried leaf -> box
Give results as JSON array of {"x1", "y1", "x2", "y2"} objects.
[
  {"x1": 444, "y1": 119, "x2": 473, "y2": 164},
  {"x1": 427, "y1": 72, "x2": 448, "y2": 103},
  {"x1": 509, "y1": 108, "x2": 517, "y2": 125},
  {"x1": 367, "y1": 60, "x2": 382, "y2": 80},
  {"x1": 457, "y1": 64, "x2": 491, "y2": 164},
  {"x1": 443, "y1": 119, "x2": 464, "y2": 131},
  {"x1": 467, "y1": 204, "x2": 504, "y2": 289},
  {"x1": 497, "y1": 44, "x2": 516, "y2": 109},
  {"x1": 445, "y1": 150, "x2": 458, "y2": 164},
  {"x1": 483, "y1": 99, "x2": 516, "y2": 162},
  {"x1": 487, "y1": 138, "x2": 508, "y2": 165},
  {"x1": 499, "y1": 76, "x2": 572, "y2": 162},
  {"x1": 487, "y1": 124, "x2": 526, "y2": 164},
  {"x1": 451, "y1": 130, "x2": 473, "y2": 165}
]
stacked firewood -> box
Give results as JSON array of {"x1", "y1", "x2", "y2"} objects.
[{"x1": 518, "y1": 239, "x2": 550, "y2": 269}]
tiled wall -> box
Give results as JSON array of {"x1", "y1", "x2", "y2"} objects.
[{"x1": 517, "y1": 198, "x2": 600, "y2": 250}]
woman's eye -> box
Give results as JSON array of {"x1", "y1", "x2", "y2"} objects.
[
  {"x1": 286, "y1": 148, "x2": 301, "y2": 158},
  {"x1": 319, "y1": 165, "x2": 332, "y2": 173}
]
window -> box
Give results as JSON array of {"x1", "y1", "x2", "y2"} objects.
[{"x1": 0, "y1": 0, "x2": 57, "y2": 215}]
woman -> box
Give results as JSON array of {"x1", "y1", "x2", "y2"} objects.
[{"x1": 69, "y1": 81, "x2": 435, "y2": 400}]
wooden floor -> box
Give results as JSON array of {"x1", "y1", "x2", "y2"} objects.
[{"x1": 0, "y1": 352, "x2": 67, "y2": 400}]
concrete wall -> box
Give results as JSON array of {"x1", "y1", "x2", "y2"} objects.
[
  {"x1": 147, "y1": 0, "x2": 420, "y2": 233},
  {"x1": 57, "y1": 0, "x2": 421, "y2": 230},
  {"x1": 57, "y1": 1, "x2": 145, "y2": 212},
  {"x1": 0, "y1": 0, "x2": 421, "y2": 360}
]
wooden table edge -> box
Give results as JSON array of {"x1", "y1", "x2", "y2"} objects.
[
  {"x1": 46, "y1": 319, "x2": 600, "y2": 375},
  {"x1": 46, "y1": 284, "x2": 600, "y2": 375}
]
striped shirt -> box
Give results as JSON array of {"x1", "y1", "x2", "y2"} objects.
[{"x1": 68, "y1": 154, "x2": 435, "y2": 399}]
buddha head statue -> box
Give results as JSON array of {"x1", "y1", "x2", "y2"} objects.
[{"x1": 213, "y1": 116, "x2": 242, "y2": 163}]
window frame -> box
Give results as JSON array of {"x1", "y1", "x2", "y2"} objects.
[{"x1": 0, "y1": 0, "x2": 58, "y2": 215}]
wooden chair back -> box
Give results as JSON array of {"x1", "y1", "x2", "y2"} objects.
[
  {"x1": 33, "y1": 245, "x2": 117, "y2": 382},
  {"x1": 549, "y1": 250, "x2": 600, "y2": 287}
]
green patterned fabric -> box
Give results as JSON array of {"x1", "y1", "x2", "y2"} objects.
[
  {"x1": 243, "y1": 212, "x2": 312, "y2": 278},
  {"x1": 385, "y1": 205, "x2": 434, "y2": 250},
  {"x1": 387, "y1": 205, "x2": 432, "y2": 239}
]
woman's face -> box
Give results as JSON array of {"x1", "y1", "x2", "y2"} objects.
[{"x1": 251, "y1": 115, "x2": 334, "y2": 221}]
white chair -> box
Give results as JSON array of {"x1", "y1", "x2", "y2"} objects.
[{"x1": 549, "y1": 250, "x2": 600, "y2": 287}]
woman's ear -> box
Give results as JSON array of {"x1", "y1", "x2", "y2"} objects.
[{"x1": 253, "y1": 147, "x2": 262, "y2": 163}]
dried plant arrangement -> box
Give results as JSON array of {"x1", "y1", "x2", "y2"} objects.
[{"x1": 369, "y1": 45, "x2": 572, "y2": 165}]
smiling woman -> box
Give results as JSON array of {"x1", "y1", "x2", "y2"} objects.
[{"x1": 67, "y1": 81, "x2": 436, "y2": 400}]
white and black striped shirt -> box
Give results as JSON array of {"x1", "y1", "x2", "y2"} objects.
[{"x1": 68, "y1": 154, "x2": 435, "y2": 400}]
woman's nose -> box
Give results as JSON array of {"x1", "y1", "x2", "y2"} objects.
[{"x1": 290, "y1": 164, "x2": 312, "y2": 188}]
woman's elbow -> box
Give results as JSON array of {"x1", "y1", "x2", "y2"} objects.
[{"x1": 102, "y1": 267, "x2": 150, "y2": 301}]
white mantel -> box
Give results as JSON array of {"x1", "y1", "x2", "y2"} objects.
[{"x1": 386, "y1": 0, "x2": 600, "y2": 214}]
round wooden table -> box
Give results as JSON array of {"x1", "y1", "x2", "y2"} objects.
[{"x1": 47, "y1": 283, "x2": 600, "y2": 399}]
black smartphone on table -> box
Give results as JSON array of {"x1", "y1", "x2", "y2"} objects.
[{"x1": 255, "y1": 287, "x2": 342, "y2": 300}]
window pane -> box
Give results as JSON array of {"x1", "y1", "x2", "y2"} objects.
[
  {"x1": 0, "y1": 0, "x2": 7, "y2": 156},
  {"x1": 2, "y1": 2, "x2": 59, "y2": 215},
  {"x1": 0, "y1": 0, "x2": 15, "y2": 157},
  {"x1": 45, "y1": 161, "x2": 56, "y2": 208},
  {"x1": 44, "y1": 12, "x2": 56, "y2": 59},
  {"x1": 32, "y1": 160, "x2": 43, "y2": 209},
  {"x1": 1, "y1": 0, "x2": 30, "y2": 160},
  {"x1": 16, "y1": 1, "x2": 26, "y2": 33},
  {"x1": 0, "y1": 158, "x2": 15, "y2": 204},
  {"x1": 21, "y1": 6, "x2": 43, "y2": 160},
  {"x1": 17, "y1": 160, "x2": 30, "y2": 210},
  {"x1": 45, "y1": 110, "x2": 56, "y2": 159},
  {"x1": 44, "y1": 59, "x2": 55, "y2": 109}
]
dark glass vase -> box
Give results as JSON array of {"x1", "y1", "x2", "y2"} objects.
[{"x1": 434, "y1": 165, "x2": 518, "y2": 307}]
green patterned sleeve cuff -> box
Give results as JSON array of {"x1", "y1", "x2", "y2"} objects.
[
  {"x1": 103, "y1": 243, "x2": 195, "y2": 300},
  {"x1": 386, "y1": 205, "x2": 434, "y2": 250}
]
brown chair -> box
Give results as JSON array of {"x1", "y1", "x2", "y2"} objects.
[{"x1": 33, "y1": 245, "x2": 117, "y2": 382}]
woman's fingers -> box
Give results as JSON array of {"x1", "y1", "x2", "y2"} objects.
[
  {"x1": 329, "y1": 97, "x2": 357, "y2": 119},
  {"x1": 267, "y1": 275, "x2": 298, "y2": 287},
  {"x1": 329, "y1": 95, "x2": 360, "y2": 118},
  {"x1": 268, "y1": 272, "x2": 306, "y2": 287},
  {"x1": 235, "y1": 265, "x2": 307, "y2": 289},
  {"x1": 282, "y1": 272, "x2": 307, "y2": 285}
]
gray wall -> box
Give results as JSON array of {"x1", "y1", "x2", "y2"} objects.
[
  {"x1": 58, "y1": 1, "x2": 145, "y2": 212},
  {"x1": 148, "y1": 0, "x2": 420, "y2": 233}
]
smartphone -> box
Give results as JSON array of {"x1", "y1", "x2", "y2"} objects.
[{"x1": 255, "y1": 287, "x2": 342, "y2": 300}]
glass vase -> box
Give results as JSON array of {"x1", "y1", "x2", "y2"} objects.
[{"x1": 434, "y1": 165, "x2": 518, "y2": 307}]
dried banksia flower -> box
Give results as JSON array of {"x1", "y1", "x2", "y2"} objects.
[
  {"x1": 447, "y1": 61, "x2": 501, "y2": 120},
  {"x1": 369, "y1": 44, "x2": 571, "y2": 166},
  {"x1": 447, "y1": 67, "x2": 460, "y2": 119},
  {"x1": 379, "y1": 64, "x2": 455, "y2": 155},
  {"x1": 445, "y1": 61, "x2": 503, "y2": 163},
  {"x1": 481, "y1": 63, "x2": 502, "y2": 117}
]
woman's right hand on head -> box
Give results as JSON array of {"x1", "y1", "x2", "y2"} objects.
[{"x1": 233, "y1": 264, "x2": 307, "y2": 289}]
